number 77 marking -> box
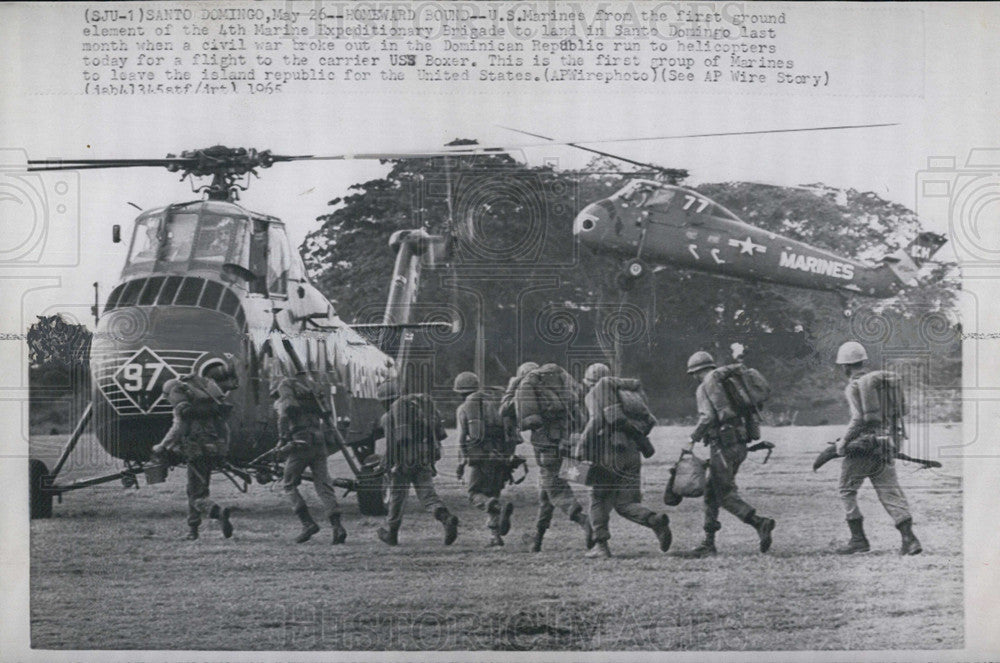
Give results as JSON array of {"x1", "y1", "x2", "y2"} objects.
[{"x1": 682, "y1": 195, "x2": 710, "y2": 213}]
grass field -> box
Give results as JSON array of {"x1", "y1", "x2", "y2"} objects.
[{"x1": 29, "y1": 424, "x2": 962, "y2": 651}]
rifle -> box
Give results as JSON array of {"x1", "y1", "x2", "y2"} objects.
[
  {"x1": 813, "y1": 439, "x2": 942, "y2": 471},
  {"x1": 746, "y1": 440, "x2": 775, "y2": 464}
]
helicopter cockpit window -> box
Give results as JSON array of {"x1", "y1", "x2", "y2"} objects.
[
  {"x1": 644, "y1": 188, "x2": 677, "y2": 209},
  {"x1": 128, "y1": 216, "x2": 162, "y2": 265},
  {"x1": 162, "y1": 212, "x2": 198, "y2": 263},
  {"x1": 192, "y1": 215, "x2": 246, "y2": 264},
  {"x1": 267, "y1": 223, "x2": 290, "y2": 297}
]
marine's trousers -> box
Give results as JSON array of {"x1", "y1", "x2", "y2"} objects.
[
  {"x1": 533, "y1": 446, "x2": 582, "y2": 531},
  {"x1": 588, "y1": 469, "x2": 656, "y2": 542},
  {"x1": 186, "y1": 456, "x2": 220, "y2": 528},
  {"x1": 839, "y1": 454, "x2": 911, "y2": 524},
  {"x1": 703, "y1": 440, "x2": 755, "y2": 533},
  {"x1": 386, "y1": 465, "x2": 444, "y2": 531},
  {"x1": 468, "y1": 461, "x2": 506, "y2": 532},
  {"x1": 282, "y1": 445, "x2": 341, "y2": 518}
]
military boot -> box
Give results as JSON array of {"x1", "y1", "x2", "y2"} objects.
[
  {"x1": 434, "y1": 507, "x2": 459, "y2": 546},
  {"x1": 688, "y1": 530, "x2": 717, "y2": 558},
  {"x1": 329, "y1": 513, "x2": 347, "y2": 545},
  {"x1": 487, "y1": 532, "x2": 504, "y2": 547},
  {"x1": 570, "y1": 505, "x2": 596, "y2": 550},
  {"x1": 896, "y1": 518, "x2": 923, "y2": 556},
  {"x1": 294, "y1": 507, "x2": 320, "y2": 543},
  {"x1": 498, "y1": 502, "x2": 515, "y2": 536},
  {"x1": 527, "y1": 527, "x2": 546, "y2": 552},
  {"x1": 377, "y1": 525, "x2": 399, "y2": 546},
  {"x1": 746, "y1": 513, "x2": 776, "y2": 553},
  {"x1": 836, "y1": 518, "x2": 871, "y2": 554},
  {"x1": 186, "y1": 525, "x2": 199, "y2": 541},
  {"x1": 210, "y1": 505, "x2": 234, "y2": 539},
  {"x1": 585, "y1": 540, "x2": 612, "y2": 558},
  {"x1": 649, "y1": 513, "x2": 672, "y2": 553}
]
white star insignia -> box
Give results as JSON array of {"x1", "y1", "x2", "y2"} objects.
[{"x1": 729, "y1": 236, "x2": 767, "y2": 255}]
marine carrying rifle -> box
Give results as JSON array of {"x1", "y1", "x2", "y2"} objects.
[{"x1": 813, "y1": 439, "x2": 942, "y2": 472}]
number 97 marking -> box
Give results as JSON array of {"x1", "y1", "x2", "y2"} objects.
[{"x1": 122, "y1": 362, "x2": 165, "y2": 392}]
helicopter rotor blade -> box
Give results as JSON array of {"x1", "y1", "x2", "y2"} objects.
[
  {"x1": 27, "y1": 161, "x2": 193, "y2": 172},
  {"x1": 27, "y1": 157, "x2": 197, "y2": 172},
  {"x1": 23, "y1": 122, "x2": 898, "y2": 173},
  {"x1": 500, "y1": 122, "x2": 899, "y2": 148},
  {"x1": 495, "y1": 126, "x2": 669, "y2": 172}
]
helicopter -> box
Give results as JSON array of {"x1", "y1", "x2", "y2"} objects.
[
  {"x1": 499, "y1": 126, "x2": 948, "y2": 297},
  {"x1": 25, "y1": 145, "x2": 469, "y2": 519},
  {"x1": 26, "y1": 125, "x2": 933, "y2": 518},
  {"x1": 573, "y1": 179, "x2": 947, "y2": 296}
]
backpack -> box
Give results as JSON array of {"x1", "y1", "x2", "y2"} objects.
[
  {"x1": 164, "y1": 375, "x2": 226, "y2": 419},
  {"x1": 615, "y1": 382, "x2": 657, "y2": 438},
  {"x1": 855, "y1": 370, "x2": 907, "y2": 439},
  {"x1": 461, "y1": 390, "x2": 510, "y2": 462},
  {"x1": 704, "y1": 364, "x2": 771, "y2": 438},
  {"x1": 388, "y1": 394, "x2": 446, "y2": 449},
  {"x1": 515, "y1": 364, "x2": 584, "y2": 431}
]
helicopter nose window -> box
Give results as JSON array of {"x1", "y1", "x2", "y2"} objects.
[
  {"x1": 193, "y1": 215, "x2": 243, "y2": 264},
  {"x1": 162, "y1": 212, "x2": 198, "y2": 263},
  {"x1": 128, "y1": 216, "x2": 162, "y2": 264},
  {"x1": 644, "y1": 188, "x2": 677, "y2": 208}
]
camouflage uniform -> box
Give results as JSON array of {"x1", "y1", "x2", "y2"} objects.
[{"x1": 273, "y1": 375, "x2": 345, "y2": 543}]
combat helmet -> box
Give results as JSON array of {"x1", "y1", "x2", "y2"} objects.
[
  {"x1": 835, "y1": 341, "x2": 868, "y2": 365},
  {"x1": 453, "y1": 371, "x2": 480, "y2": 393},
  {"x1": 686, "y1": 351, "x2": 717, "y2": 374}
]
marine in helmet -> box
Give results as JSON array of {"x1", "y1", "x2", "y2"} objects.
[
  {"x1": 453, "y1": 371, "x2": 516, "y2": 547},
  {"x1": 151, "y1": 355, "x2": 239, "y2": 540},
  {"x1": 684, "y1": 350, "x2": 776, "y2": 557},
  {"x1": 513, "y1": 362, "x2": 593, "y2": 552},
  {"x1": 499, "y1": 362, "x2": 538, "y2": 445},
  {"x1": 374, "y1": 380, "x2": 459, "y2": 547},
  {"x1": 830, "y1": 341, "x2": 922, "y2": 555},
  {"x1": 271, "y1": 369, "x2": 347, "y2": 545},
  {"x1": 577, "y1": 363, "x2": 671, "y2": 558}
]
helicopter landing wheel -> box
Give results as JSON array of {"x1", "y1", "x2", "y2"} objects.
[
  {"x1": 356, "y1": 454, "x2": 389, "y2": 516},
  {"x1": 615, "y1": 259, "x2": 648, "y2": 290},
  {"x1": 624, "y1": 258, "x2": 647, "y2": 279},
  {"x1": 30, "y1": 459, "x2": 53, "y2": 520}
]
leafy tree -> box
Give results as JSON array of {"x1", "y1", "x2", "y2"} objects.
[
  {"x1": 27, "y1": 315, "x2": 92, "y2": 373},
  {"x1": 301, "y1": 150, "x2": 960, "y2": 423}
]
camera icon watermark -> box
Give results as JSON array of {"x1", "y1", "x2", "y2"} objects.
[
  {"x1": 0, "y1": 148, "x2": 81, "y2": 267},
  {"x1": 915, "y1": 148, "x2": 1000, "y2": 267}
]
